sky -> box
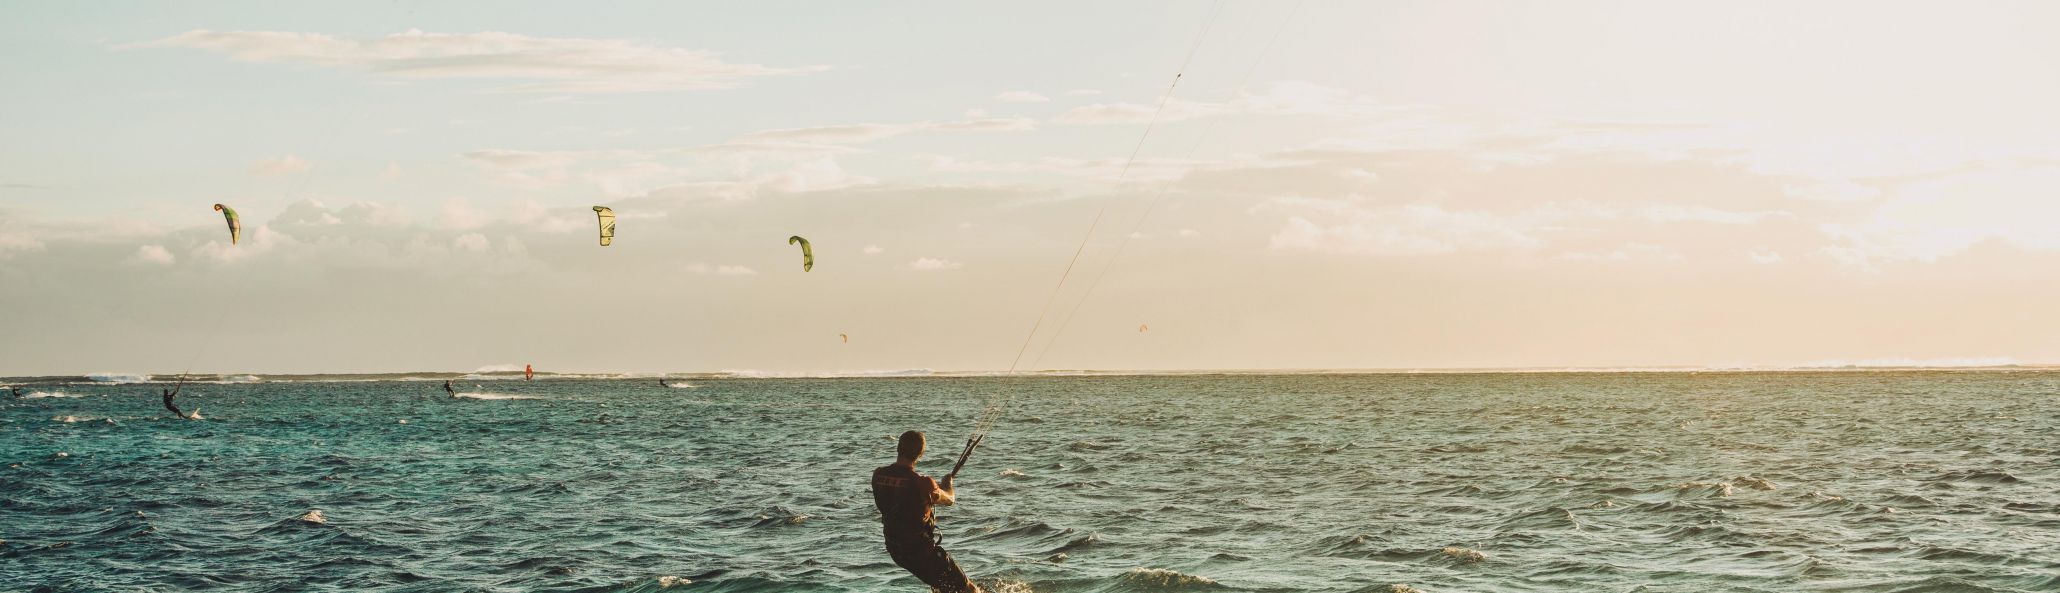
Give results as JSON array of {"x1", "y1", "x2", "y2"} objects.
[{"x1": 6, "y1": 0, "x2": 2060, "y2": 375}]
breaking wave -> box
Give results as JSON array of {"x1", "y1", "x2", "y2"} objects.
[
  {"x1": 715, "y1": 368, "x2": 937, "y2": 378},
  {"x1": 453, "y1": 392, "x2": 540, "y2": 400},
  {"x1": 85, "y1": 372, "x2": 152, "y2": 384}
]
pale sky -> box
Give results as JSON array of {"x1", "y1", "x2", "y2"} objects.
[{"x1": 6, "y1": 1, "x2": 2060, "y2": 375}]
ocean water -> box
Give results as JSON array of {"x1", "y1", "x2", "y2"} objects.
[{"x1": 2, "y1": 372, "x2": 2057, "y2": 592}]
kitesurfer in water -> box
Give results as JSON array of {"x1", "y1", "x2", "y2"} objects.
[
  {"x1": 872, "y1": 431, "x2": 981, "y2": 593},
  {"x1": 8, "y1": 386, "x2": 19, "y2": 397},
  {"x1": 443, "y1": 380, "x2": 455, "y2": 397},
  {"x1": 161, "y1": 387, "x2": 185, "y2": 419},
  {"x1": 658, "y1": 378, "x2": 669, "y2": 388}
]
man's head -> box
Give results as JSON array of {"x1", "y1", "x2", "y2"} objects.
[{"x1": 897, "y1": 430, "x2": 926, "y2": 462}]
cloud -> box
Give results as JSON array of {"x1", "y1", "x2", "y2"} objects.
[
  {"x1": 1556, "y1": 243, "x2": 1685, "y2": 263},
  {"x1": 452, "y1": 233, "x2": 490, "y2": 252},
  {"x1": 921, "y1": 117, "x2": 1036, "y2": 133},
  {"x1": 1747, "y1": 249, "x2": 1784, "y2": 264},
  {"x1": 251, "y1": 154, "x2": 311, "y2": 176},
  {"x1": 1642, "y1": 205, "x2": 1789, "y2": 225},
  {"x1": 1266, "y1": 203, "x2": 1543, "y2": 256},
  {"x1": 995, "y1": 90, "x2": 1049, "y2": 103},
  {"x1": 440, "y1": 197, "x2": 491, "y2": 230},
  {"x1": 1783, "y1": 178, "x2": 1883, "y2": 202},
  {"x1": 922, "y1": 155, "x2": 1198, "y2": 182},
  {"x1": 862, "y1": 245, "x2": 883, "y2": 255},
  {"x1": 126, "y1": 244, "x2": 175, "y2": 265},
  {"x1": 734, "y1": 118, "x2": 1036, "y2": 145},
  {"x1": 0, "y1": 230, "x2": 44, "y2": 258},
  {"x1": 1067, "y1": 89, "x2": 1101, "y2": 96},
  {"x1": 1816, "y1": 166, "x2": 2060, "y2": 265},
  {"x1": 686, "y1": 263, "x2": 756, "y2": 275},
  {"x1": 134, "y1": 29, "x2": 824, "y2": 93},
  {"x1": 1055, "y1": 99, "x2": 1233, "y2": 125},
  {"x1": 905, "y1": 257, "x2": 962, "y2": 271},
  {"x1": 1054, "y1": 81, "x2": 1389, "y2": 125},
  {"x1": 459, "y1": 113, "x2": 1030, "y2": 198},
  {"x1": 736, "y1": 124, "x2": 910, "y2": 145}
]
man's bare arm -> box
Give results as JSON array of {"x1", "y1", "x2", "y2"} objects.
[{"x1": 931, "y1": 476, "x2": 957, "y2": 506}]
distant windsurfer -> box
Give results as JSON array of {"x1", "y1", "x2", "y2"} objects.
[
  {"x1": 443, "y1": 380, "x2": 455, "y2": 397},
  {"x1": 872, "y1": 431, "x2": 982, "y2": 593},
  {"x1": 525, "y1": 364, "x2": 534, "y2": 381}
]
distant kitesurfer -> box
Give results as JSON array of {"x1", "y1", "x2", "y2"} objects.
[
  {"x1": 161, "y1": 387, "x2": 184, "y2": 419},
  {"x1": 443, "y1": 380, "x2": 455, "y2": 397},
  {"x1": 8, "y1": 386, "x2": 19, "y2": 397},
  {"x1": 658, "y1": 378, "x2": 669, "y2": 388},
  {"x1": 872, "y1": 430, "x2": 982, "y2": 593}
]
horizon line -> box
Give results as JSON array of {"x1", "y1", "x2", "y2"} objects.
[{"x1": 8, "y1": 363, "x2": 2058, "y2": 382}]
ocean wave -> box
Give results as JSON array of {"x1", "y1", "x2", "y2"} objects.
[
  {"x1": 1792, "y1": 357, "x2": 2021, "y2": 369},
  {"x1": 52, "y1": 415, "x2": 113, "y2": 423},
  {"x1": 715, "y1": 368, "x2": 937, "y2": 379},
  {"x1": 453, "y1": 392, "x2": 540, "y2": 400},
  {"x1": 85, "y1": 372, "x2": 152, "y2": 384},
  {"x1": 24, "y1": 390, "x2": 84, "y2": 398},
  {"x1": 1115, "y1": 568, "x2": 1221, "y2": 590}
]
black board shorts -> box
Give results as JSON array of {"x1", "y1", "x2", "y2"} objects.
[{"x1": 886, "y1": 536, "x2": 977, "y2": 593}]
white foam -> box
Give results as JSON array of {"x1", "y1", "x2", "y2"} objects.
[
  {"x1": 1442, "y1": 546, "x2": 1487, "y2": 563},
  {"x1": 717, "y1": 368, "x2": 936, "y2": 379},
  {"x1": 454, "y1": 392, "x2": 540, "y2": 400},
  {"x1": 85, "y1": 372, "x2": 151, "y2": 384},
  {"x1": 1119, "y1": 568, "x2": 1217, "y2": 588},
  {"x1": 1793, "y1": 356, "x2": 2020, "y2": 369},
  {"x1": 24, "y1": 391, "x2": 83, "y2": 399},
  {"x1": 985, "y1": 578, "x2": 1035, "y2": 593},
  {"x1": 664, "y1": 382, "x2": 699, "y2": 389}
]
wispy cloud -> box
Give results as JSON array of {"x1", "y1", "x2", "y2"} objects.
[
  {"x1": 125, "y1": 244, "x2": 176, "y2": 265},
  {"x1": 735, "y1": 124, "x2": 910, "y2": 145},
  {"x1": 133, "y1": 29, "x2": 825, "y2": 93},
  {"x1": 905, "y1": 257, "x2": 962, "y2": 271},
  {"x1": 686, "y1": 263, "x2": 758, "y2": 275},
  {"x1": 1268, "y1": 204, "x2": 1543, "y2": 256},
  {"x1": 251, "y1": 154, "x2": 311, "y2": 176}
]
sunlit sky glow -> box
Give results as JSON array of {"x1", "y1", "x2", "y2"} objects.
[{"x1": 6, "y1": 1, "x2": 2060, "y2": 375}]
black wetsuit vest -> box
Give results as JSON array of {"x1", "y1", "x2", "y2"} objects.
[{"x1": 872, "y1": 464, "x2": 937, "y2": 542}]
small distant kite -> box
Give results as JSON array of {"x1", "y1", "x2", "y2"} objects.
[
  {"x1": 213, "y1": 204, "x2": 241, "y2": 245},
  {"x1": 788, "y1": 236, "x2": 813, "y2": 271},
  {"x1": 593, "y1": 206, "x2": 616, "y2": 246},
  {"x1": 840, "y1": 333, "x2": 849, "y2": 344},
  {"x1": 1139, "y1": 324, "x2": 1150, "y2": 333}
]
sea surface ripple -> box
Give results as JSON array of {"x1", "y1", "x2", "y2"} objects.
[{"x1": 2, "y1": 372, "x2": 2057, "y2": 592}]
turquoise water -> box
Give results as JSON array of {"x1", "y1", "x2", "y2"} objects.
[{"x1": 3, "y1": 372, "x2": 2057, "y2": 592}]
